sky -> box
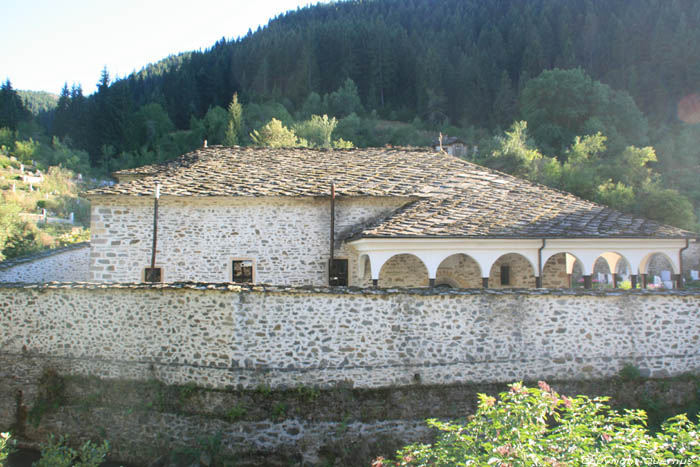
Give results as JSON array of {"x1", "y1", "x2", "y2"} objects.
[{"x1": 1, "y1": 0, "x2": 329, "y2": 95}]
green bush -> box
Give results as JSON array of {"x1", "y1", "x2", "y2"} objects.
[
  {"x1": 376, "y1": 381, "x2": 700, "y2": 466},
  {"x1": 1, "y1": 432, "x2": 14, "y2": 464},
  {"x1": 33, "y1": 435, "x2": 109, "y2": 467}
]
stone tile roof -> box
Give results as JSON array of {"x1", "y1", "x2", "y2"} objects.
[{"x1": 87, "y1": 146, "x2": 695, "y2": 239}]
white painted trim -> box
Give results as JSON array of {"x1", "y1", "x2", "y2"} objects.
[{"x1": 348, "y1": 237, "x2": 687, "y2": 281}]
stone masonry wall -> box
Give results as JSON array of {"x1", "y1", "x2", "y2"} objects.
[
  {"x1": 377, "y1": 253, "x2": 430, "y2": 287},
  {"x1": 1, "y1": 284, "x2": 697, "y2": 392},
  {"x1": 0, "y1": 243, "x2": 90, "y2": 283},
  {"x1": 435, "y1": 254, "x2": 482, "y2": 288},
  {"x1": 89, "y1": 196, "x2": 405, "y2": 285}
]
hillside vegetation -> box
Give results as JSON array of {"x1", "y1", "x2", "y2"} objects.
[
  {"x1": 0, "y1": 0, "x2": 699, "y2": 244},
  {"x1": 0, "y1": 142, "x2": 90, "y2": 261}
]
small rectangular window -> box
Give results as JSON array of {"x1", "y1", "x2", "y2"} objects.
[
  {"x1": 500, "y1": 265, "x2": 510, "y2": 286},
  {"x1": 144, "y1": 267, "x2": 162, "y2": 283},
  {"x1": 232, "y1": 260, "x2": 254, "y2": 283},
  {"x1": 329, "y1": 259, "x2": 348, "y2": 286}
]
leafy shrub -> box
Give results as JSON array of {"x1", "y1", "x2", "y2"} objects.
[
  {"x1": 225, "y1": 404, "x2": 247, "y2": 422},
  {"x1": 0, "y1": 432, "x2": 14, "y2": 464},
  {"x1": 376, "y1": 381, "x2": 700, "y2": 466},
  {"x1": 619, "y1": 363, "x2": 642, "y2": 381},
  {"x1": 33, "y1": 435, "x2": 109, "y2": 467}
]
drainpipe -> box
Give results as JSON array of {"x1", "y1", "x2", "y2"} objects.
[
  {"x1": 150, "y1": 183, "x2": 160, "y2": 269},
  {"x1": 678, "y1": 238, "x2": 690, "y2": 289},
  {"x1": 329, "y1": 182, "x2": 335, "y2": 284},
  {"x1": 536, "y1": 239, "x2": 546, "y2": 288}
]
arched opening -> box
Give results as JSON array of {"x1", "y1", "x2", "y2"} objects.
[
  {"x1": 488, "y1": 253, "x2": 536, "y2": 288},
  {"x1": 643, "y1": 252, "x2": 676, "y2": 289},
  {"x1": 593, "y1": 252, "x2": 632, "y2": 289},
  {"x1": 542, "y1": 253, "x2": 584, "y2": 288},
  {"x1": 435, "y1": 253, "x2": 482, "y2": 288},
  {"x1": 378, "y1": 253, "x2": 429, "y2": 288}
]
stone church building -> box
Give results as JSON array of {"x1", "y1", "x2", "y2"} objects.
[{"x1": 84, "y1": 146, "x2": 696, "y2": 289}]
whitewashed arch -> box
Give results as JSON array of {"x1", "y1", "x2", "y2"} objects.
[
  {"x1": 541, "y1": 252, "x2": 582, "y2": 288},
  {"x1": 488, "y1": 252, "x2": 538, "y2": 287},
  {"x1": 377, "y1": 253, "x2": 429, "y2": 287},
  {"x1": 639, "y1": 251, "x2": 679, "y2": 275},
  {"x1": 435, "y1": 253, "x2": 482, "y2": 288},
  {"x1": 349, "y1": 237, "x2": 687, "y2": 286}
]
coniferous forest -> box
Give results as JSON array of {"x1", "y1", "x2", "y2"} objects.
[{"x1": 1, "y1": 0, "x2": 700, "y2": 259}]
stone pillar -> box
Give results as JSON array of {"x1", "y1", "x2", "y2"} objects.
[
  {"x1": 429, "y1": 278, "x2": 435, "y2": 287},
  {"x1": 567, "y1": 274, "x2": 573, "y2": 288},
  {"x1": 612, "y1": 273, "x2": 618, "y2": 288},
  {"x1": 631, "y1": 274, "x2": 638, "y2": 289},
  {"x1": 535, "y1": 276, "x2": 542, "y2": 288},
  {"x1": 482, "y1": 277, "x2": 489, "y2": 288},
  {"x1": 641, "y1": 274, "x2": 648, "y2": 289},
  {"x1": 583, "y1": 275, "x2": 592, "y2": 289},
  {"x1": 372, "y1": 279, "x2": 378, "y2": 287}
]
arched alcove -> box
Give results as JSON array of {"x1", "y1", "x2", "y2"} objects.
[
  {"x1": 378, "y1": 253, "x2": 429, "y2": 288},
  {"x1": 488, "y1": 253, "x2": 536, "y2": 288},
  {"x1": 643, "y1": 252, "x2": 676, "y2": 289},
  {"x1": 592, "y1": 252, "x2": 632, "y2": 288},
  {"x1": 542, "y1": 252, "x2": 569, "y2": 288},
  {"x1": 435, "y1": 253, "x2": 482, "y2": 288},
  {"x1": 542, "y1": 252, "x2": 585, "y2": 288}
]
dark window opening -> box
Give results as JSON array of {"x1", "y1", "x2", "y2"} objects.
[
  {"x1": 329, "y1": 259, "x2": 348, "y2": 286},
  {"x1": 500, "y1": 265, "x2": 510, "y2": 286},
  {"x1": 232, "y1": 260, "x2": 253, "y2": 283},
  {"x1": 144, "y1": 267, "x2": 162, "y2": 283}
]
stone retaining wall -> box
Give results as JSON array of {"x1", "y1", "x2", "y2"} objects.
[
  {"x1": 0, "y1": 243, "x2": 90, "y2": 283},
  {"x1": 1, "y1": 284, "x2": 698, "y2": 391},
  {"x1": 1, "y1": 284, "x2": 698, "y2": 465}
]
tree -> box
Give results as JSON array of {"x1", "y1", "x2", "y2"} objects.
[
  {"x1": 0, "y1": 79, "x2": 30, "y2": 130},
  {"x1": 377, "y1": 381, "x2": 700, "y2": 466},
  {"x1": 0, "y1": 202, "x2": 23, "y2": 261},
  {"x1": 520, "y1": 68, "x2": 647, "y2": 158},
  {"x1": 224, "y1": 93, "x2": 243, "y2": 146},
  {"x1": 52, "y1": 83, "x2": 71, "y2": 138},
  {"x1": 131, "y1": 103, "x2": 175, "y2": 151},
  {"x1": 485, "y1": 121, "x2": 543, "y2": 178},
  {"x1": 324, "y1": 78, "x2": 363, "y2": 118},
  {"x1": 294, "y1": 114, "x2": 337, "y2": 148},
  {"x1": 250, "y1": 118, "x2": 306, "y2": 148}
]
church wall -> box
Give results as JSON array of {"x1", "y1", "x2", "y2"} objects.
[{"x1": 88, "y1": 196, "x2": 406, "y2": 285}]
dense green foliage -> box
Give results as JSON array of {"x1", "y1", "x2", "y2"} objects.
[
  {"x1": 0, "y1": 146, "x2": 90, "y2": 260},
  {"x1": 0, "y1": 432, "x2": 11, "y2": 465},
  {"x1": 0, "y1": 433, "x2": 109, "y2": 467},
  {"x1": 17, "y1": 90, "x2": 59, "y2": 115},
  {"x1": 376, "y1": 381, "x2": 700, "y2": 466},
  {"x1": 1, "y1": 0, "x2": 699, "y2": 232}
]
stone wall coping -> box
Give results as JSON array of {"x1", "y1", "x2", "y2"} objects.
[
  {"x1": 0, "y1": 242, "x2": 90, "y2": 271},
  {"x1": 1, "y1": 280, "x2": 699, "y2": 296}
]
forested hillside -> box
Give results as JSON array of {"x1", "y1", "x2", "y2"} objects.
[{"x1": 1, "y1": 0, "x2": 699, "y2": 238}]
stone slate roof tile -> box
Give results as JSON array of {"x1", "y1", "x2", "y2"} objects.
[{"x1": 87, "y1": 146, "x2": 695, "y2": 239}]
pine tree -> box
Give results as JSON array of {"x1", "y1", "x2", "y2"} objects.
[
  {"x1": 224, "y1": 93, "x2": 243, "y2": 146},
  {"x1": 52, "y1": 83, "x2": 71, "y2": 138},
  {"x1": 0, "y1": 79, "x2": 30, "y2": 130}
]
